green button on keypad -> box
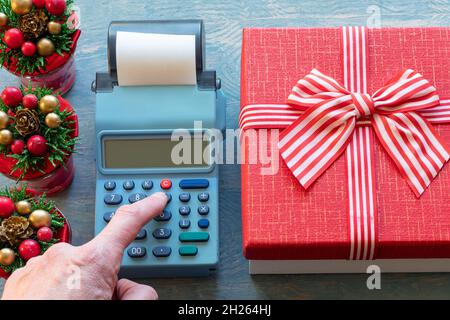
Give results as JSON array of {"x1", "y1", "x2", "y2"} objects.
[
  {"x1": 179, "y1": 232, "x2": 210, "y2": 242},
  {"x1": 179, "y1": 246, "x2": 198, "y2": 256}
]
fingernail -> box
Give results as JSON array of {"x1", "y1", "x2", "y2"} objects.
[{"x1": 153, "y1": 192, "x2": 169, "y2": 201}]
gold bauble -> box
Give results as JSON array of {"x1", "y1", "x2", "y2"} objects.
[
  {"x1": 0, "y1": 248, "x2": 15, "y2": 266},
  {"x1": 15, "y1": 200, "x2": 32, "y2": 216},
  {"x1": 45, "y1": 113, "x2": 62, "y2": 129},
  {"x1": 0, "y1": 129, "x2": 13, "y2": 146},
  {"x1": 0, "y1": 12, "x2": 8, "y2": 27},
  {"x1": 0, "y1": 111, "x2": 9, "y2": 129},
  {"x1": 37, "y1": 38, "x2": 55, "y2": 57},
  {"x1": 28, "y1": 210, "x2": 52, "y2": 229},
  {"x1": 47, "y1": 21, "x2": 62, "y2": 35},
  {"x1": 11, "y1": 0, "x2": 32, "y2": 15},
  {"x1": 39, "y1": 95, "x2": 59, "y2": 114}
]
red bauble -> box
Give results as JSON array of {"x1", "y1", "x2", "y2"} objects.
[
  {"x1": 45, "y1": 0, "x2": 66, "y2": 16},
  {"x1": 27, "y1": 135, "x2": 48, "y2": 156},
  {"x1": 22, "y1": 94, "x2": 38, "y2": 109},
  {"x1": 0, "y1": 196, "x2": 15, "y2": 219},
  {"x1": 33, "y1": 0, "x2": 46, "y2": 8},
  {"x1": 1, "y1": 87, "x2": 23, "y2": 108},
  {"x1": 11, "y1": 139, "x2": 25, "y2": 155},
  {"x1": 18, "y1": 240, "x2": 41, "y2": 261},
  {"x1": 37, "y1": 227, "x2": 53, "y2": 242},
  {"x1": 3, "y1": 28, "x2": 24, "y2": 50},
  {"x1": 21, "y1": 42, "x2": 37, "y2": 57}
]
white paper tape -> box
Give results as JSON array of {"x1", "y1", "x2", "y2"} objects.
[{"x1": 116, "y1": 32, "x2": 197, "y2": 86}]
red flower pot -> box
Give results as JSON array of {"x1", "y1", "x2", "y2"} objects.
[
  {"x1": 19, "y1": 55, "x2": 77, "y2": 96},
  {"x1": 0, "y1": 96, "x2": 78, "y2": 195},
  {"x1": 2, "y1": 30, "x2": 81, "y2": 95}
]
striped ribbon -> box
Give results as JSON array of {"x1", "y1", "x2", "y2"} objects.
[
  {"x1": 239, "y1": 26, "x2": 450, "y2": 260},
  {"x1": 240, "y1": 99, "x2": 450, "y2": 129},
  {"x1": 343, "y1": 26, "x2": 376, "y2": 261}
]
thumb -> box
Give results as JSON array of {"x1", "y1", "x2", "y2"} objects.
[
  {"x1": 84, "y1": 192, "x2": 168, "y2": 261},
  {"x1": 116, "y1": 279, "x2": 158, "y2": 300}
]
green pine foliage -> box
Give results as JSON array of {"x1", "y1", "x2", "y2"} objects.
[{"x1": 0, "y1": 0, "x2": 19, "y2": 27}]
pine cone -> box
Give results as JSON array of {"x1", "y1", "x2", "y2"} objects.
[
  {"x1": 19, "y1": 10, "x2": 49, "y2": 40},
  {"x1": 15, "y1": 109, "x2": 41, "y2": 137},
  {"x1": 0, "y1": 216, "x2": 34, "y2": 246}
]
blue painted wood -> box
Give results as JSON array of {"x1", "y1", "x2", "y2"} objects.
[{"x1": 2, "y1": 0, "x2": 450, "y2": 299}]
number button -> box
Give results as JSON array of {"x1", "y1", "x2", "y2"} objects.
[
  {"x1": 198, "y1": 205, "x2": 209, "y2": 215},
  {"x1": 198, "y1": 192, "x2": 209, "y2": 202},
  {"x1": 179, "y1": 206, "x2": 191, "y2": 216},
  {"x1": 103, "y1": 212, "x2": 115, "y2": 223},
  {"x1": 198, "y1": 219, "x2": 210, "y2": 229},
  {"x1": 135, "y1": 229, "x2": 147, "y2": 240},
  {"x1": 142, "y1": 180, "x2": 153, "y2": 190},
  {"x1": 128, "y1": 193, "x2": 146, "y2": 204},
  {"x1": 153, "y1": 228, "x2": 172, "y2": 239},
  {"x1": 179, "y1": 219, "x2": 191, "y2": 229},
  {"x1": 104, "y1": 181, "x2": 116, "y2": 191},
  {"x1": 152, "y1": 246, "x2": 172, "y2": 257},
  {"x1": 165, "y1": 193, "x2": 172, "y2": 203},
  {"x1": 154, "y1": 210, "x2": 172, "y2": 222},
  {"x1": 127, "y1": 247, "x2": 146, "y2": 258},
  {"x1": 160, "y1": 179, "x2": 172, "y2": 190},
  {"x1": 123, "y1": 181, "x2": 135, "y2": 191},
  {"x1": 179, "y1": 193, "x2": 191, "y2": 202},
  {"x1": 104, "y1": 194, "x2": 123, "y2": 205}
]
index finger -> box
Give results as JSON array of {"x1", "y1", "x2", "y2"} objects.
[{"x1": 85, "y1": 192, "x2": 168, "y2": 258}]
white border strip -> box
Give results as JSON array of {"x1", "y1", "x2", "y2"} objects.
[{"x1": 250, "y1": 259, "x2": 450, "y2": 274}]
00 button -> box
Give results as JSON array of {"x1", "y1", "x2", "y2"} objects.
[{"x1": 127, "y1": 247, "x2": 146, "y2": 258}]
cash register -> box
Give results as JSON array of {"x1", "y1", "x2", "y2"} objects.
[{"x1": 92, "y1": 20, "x2": 226, "y2": 277}]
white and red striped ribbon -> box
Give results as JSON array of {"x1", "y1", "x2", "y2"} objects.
[
  {"x1": 342, "y1": 26, "x2": 376, "y2": 260},
  {"x1": 239, "y1": 26, "x2": 450, "y2": 260},
  {"x1": 239, "y1": 101, "x2": 450, "y2": 130},
  {"x1": 419, "y1": 99, "x2": 450, "y2": 124}
]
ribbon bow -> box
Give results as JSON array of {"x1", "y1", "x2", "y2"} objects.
[{"x1": 267, "y1": 69, "x2": 449, "y2": 197}]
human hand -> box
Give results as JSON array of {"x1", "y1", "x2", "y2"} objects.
[{"x1": 1, "y1": 192, "x2": 168, "y2": 300}]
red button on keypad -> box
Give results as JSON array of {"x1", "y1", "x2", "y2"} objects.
[{"x1": 160, "y1": 179, "x2": 172, "y2": 190}]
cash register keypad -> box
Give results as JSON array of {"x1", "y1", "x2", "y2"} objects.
[{"x1": 103, "y1": 179, "x2": 211, "y2": 259}]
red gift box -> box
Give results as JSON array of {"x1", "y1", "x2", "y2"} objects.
[{"x1": 240, "y1": 27, "x2": 450, "y2": 270}]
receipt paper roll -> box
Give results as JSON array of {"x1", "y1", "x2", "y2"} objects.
[{"x1": 116, "y1": 32, "x2": 197, "y2": 86}]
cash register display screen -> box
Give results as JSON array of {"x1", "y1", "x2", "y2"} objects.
[{"x1": 103, "y1": 138, "x2": 210, "y2": 169}]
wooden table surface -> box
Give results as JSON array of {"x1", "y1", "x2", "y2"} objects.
[{"x1": 2, "y1": 0, "x2": 450, "y2": 299}]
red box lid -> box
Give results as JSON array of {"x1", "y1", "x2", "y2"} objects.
[{"x1": 241, "y1": 27, "x2": 450, "y2": 260}]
